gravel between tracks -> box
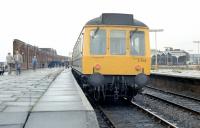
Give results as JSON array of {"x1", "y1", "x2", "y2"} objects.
[
  {"x1": 100, "y1": 102, "x2": 165, "y2": 128},
  {"x1": 139, "y1": 94, "x2": 200, "y2": 128}
]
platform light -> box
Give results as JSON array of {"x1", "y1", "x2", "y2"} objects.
[{"x1": 150, "y1": 29, "x2": 164, "y2": 70}]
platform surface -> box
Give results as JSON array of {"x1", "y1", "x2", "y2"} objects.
[
  {"x1": 151, "y1": 69, "x2": 200, "y2": 79},
  {"x1": 0, "y1": 68, "x2": 63, "y2": 128},
  {"x1": 24, "y1": 69, "x2": 99, "y2": 128}
]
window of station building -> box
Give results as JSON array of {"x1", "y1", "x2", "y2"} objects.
[
  {"x1": 110, "y1": 30, "x2": 126, "y2": 55},
  {"x1": 90, "y1": 29, "x2": 106, "y2": 55},
  {"x1": 130, "y1": 31, "x2": 145, "y2": 56}
]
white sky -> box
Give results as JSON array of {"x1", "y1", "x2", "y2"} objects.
[{"x1": 0, "y1": 0, "x2": 200, "y2": 61}]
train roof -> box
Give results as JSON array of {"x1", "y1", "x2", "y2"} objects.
[{"x1": 86, "y1": 13, "x2": 148, "y2": 27}]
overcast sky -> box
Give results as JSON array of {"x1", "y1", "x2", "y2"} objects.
[{"x1": 0, "y1": 0, "x2": 200, "y2": 61}]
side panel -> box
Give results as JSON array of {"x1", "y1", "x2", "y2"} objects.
[{"x1": 72, "y1": 30, "x2": 84, "y2": 72}]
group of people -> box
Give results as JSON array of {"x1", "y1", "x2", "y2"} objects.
[{"x1": 6, "y1": 50, "x2": 38, "y2": 75}]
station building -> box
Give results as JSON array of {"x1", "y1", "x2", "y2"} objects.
[
  {"x1": 13, "y1": 39, "x2": 69, "y2": 69},
  {"x1": 151, "y1": 47, "x2": 189, "y2": 65}
]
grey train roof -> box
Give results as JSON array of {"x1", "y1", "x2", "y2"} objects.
[{"x1": 86, "y1": 13, "x2": 148, "y2": 27}]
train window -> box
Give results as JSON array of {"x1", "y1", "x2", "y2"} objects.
[
  {"x1": 130, "y1": 31, "x2": 145, "y2": 56},
  {"x1": 80, "y1": 33, "x2": 84, "y2": 54},
  {"x1": 110, "y1": 30, "x2": 126, "y2": 55},
  {"x1": 90, "y1": 30, "x2": 106, "y2": 55}
]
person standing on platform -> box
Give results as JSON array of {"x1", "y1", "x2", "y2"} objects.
[
  {"x1": 6, "y1": 52, "x2": 14, "y2": 74},
  {"x1": 0, "y1": 64, "x2": 4, "y2": 76},
  {"x1": 14, "y1": 50, "x2": 23, "y2": 75},
  {"x1": 32, "y1": 56, "x2": 37, "y2": 70}
]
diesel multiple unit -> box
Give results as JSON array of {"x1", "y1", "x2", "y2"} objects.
[{"x1": 72, "y1": 13, "x2": 150, "y2": 101}]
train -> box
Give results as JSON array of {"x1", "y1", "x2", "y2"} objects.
[{"x1": 72, "y1": 13, "x2": 150, "y2": 101}]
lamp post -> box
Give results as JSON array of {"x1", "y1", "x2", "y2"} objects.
[
  {"x1": 164, "y1": 47, "x2": 171, "y2": 65},
  {"x1": 150, "y1": 29, "x2": 164, "y2": 70},
  {"x1": 193, "y1": 41, "x2": 200, "y2": 65}
]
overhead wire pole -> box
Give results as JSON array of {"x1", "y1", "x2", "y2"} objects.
[
  {"x1": 193, "y1": 41, "x2": 200, "y2": 65},
  {"x1": 150, "y1": 29, "x2": 164, "y2": 70}
]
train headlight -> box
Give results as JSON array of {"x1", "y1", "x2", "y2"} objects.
[
  {"x1": 94, "y1": 64, "x2": 101, "y2": 70},
  {"x1": 135, "y1": 65, "x2": 141, "y2": 71}
]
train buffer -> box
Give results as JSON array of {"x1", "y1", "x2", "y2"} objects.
[{"x1": 0, "y1": 68, "x2": 99, "y2": 128}]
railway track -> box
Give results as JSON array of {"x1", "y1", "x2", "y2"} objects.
[
  {"x1": 142, "y1": 86, "x2": 200, "y2": 127},
  {"x1": 123, "y1": 98, "x2": 177, "y2": 128},
  {"x1": 94, "y1": 98, "x2": 177, "y2": 128},
  {"x1": 145, "y1": 86, "x2": 200, "y2": 102},
  {"x1": 96, "y1": 105, "x2": 116, "y2": 128},
  {"x1": 76, "y1": 78, "x2": 179, "y2": 127},
  {"x1": 84, "y1": 94, "x2": 115, "y2": 128},
  {"x1": 85, "y1": 92, "x2": 177, "y2": 128},
  {"x1": 144, "y1": 86, "x2": 200, "y2": 115}
]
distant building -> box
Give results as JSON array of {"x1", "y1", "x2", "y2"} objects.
[
  {"x1": 189, "y1": 54, "x2": 200, "y2": 64},
  {"x1": 151, "y1": 47, "x2": 189, "y2": 65},
  {"x1": 13, "y1": 39, "x2": 69, "y2": 69},
  {"x1": 39, "y1": 48, "x2": 57, "y2": 56}
]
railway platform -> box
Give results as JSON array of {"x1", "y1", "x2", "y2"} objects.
[
  {"x1": 151, "y1": 69, "x2": 200, "y2": 79},
  {"x1": 0, "y1": 68, "x2": 99, "y2": 128},
  {"x1": 150, "y1": 69, "x2": 200, "y2": 99}
]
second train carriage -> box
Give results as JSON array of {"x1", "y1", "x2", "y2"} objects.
[{"x1": 72, "y1": 13, "x2": 150, "y2": 101}]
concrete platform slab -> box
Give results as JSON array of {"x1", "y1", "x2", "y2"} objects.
[
  {"x1": 0, "y1": 97, "x2": 17, "y2": 102},
  {"x1": 25, "y1": 69, "x2": 99, "y2": 128},
  {"x1": 0, "y1": 124, "x2": 23, "y2": 128},
  {"x1": 48, "y1": 88, "x2": 77, "y2": 91},
  {"x1": 16, "y1": 98, "x2": 38, "y2": 102},
  {"x1": 4, "y1": 106, "x2": 32, "y2": 112},
  {"x1": 33, "y1": 104, "x2": 85, "y2": 111},
  {"x1": 0, "y1": 112, "x2": 28, "y2": 125},
  {"x1": 44, "y1": 90, "x2": 79, "y2": 96},
  {"x1": 0, "y1": 105, "x2": 6, "y2": 112},
  {"x1": 25, "y1": 111, "x2": 98, "y2": 128},
  {"x1": 40, "y1": 95, "x2": 81, "y2": 102},
  {"x1": 4, "y1": 102, "x2": 35, "y2": 106},
  {"x1": 0, "y1": 95, "x2": 13, "y2": 98}
]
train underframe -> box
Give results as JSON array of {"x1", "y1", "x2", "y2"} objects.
[{"x1": 72, "y1": 69, "x2": 149, "y2": 101}]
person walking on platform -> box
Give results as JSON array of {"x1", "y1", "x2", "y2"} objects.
[
  {"x1": 32, "y1": 56, "x2": 37, "y2": 70},
  {"x1": 14, "y1": 50, "x2": 23, "y2": 75},
  {"x1": 0, "y1": 64, "x2": 5, "y2": 76},
  {"x1": 6, "y1": 52, "x2": 14, "y2": 74}
]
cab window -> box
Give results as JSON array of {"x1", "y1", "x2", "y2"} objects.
[
  {"x1": 110, "y1": 30, "x2": 126, "y2": 55},
  {"x1": 130, "y1": 31, "x2": 145, "y2": 56},
  {"x1": 90, "y1": 29, "x2": 106, "y2": 55}
]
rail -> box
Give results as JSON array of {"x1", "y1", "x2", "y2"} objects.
[{"x1": 123, "y1": 97, "x2": 178, "y2": 128}]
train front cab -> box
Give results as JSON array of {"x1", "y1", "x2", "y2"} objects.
[{"x1": 79, "y1": 25, "x2": 150, "y2": 100}]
